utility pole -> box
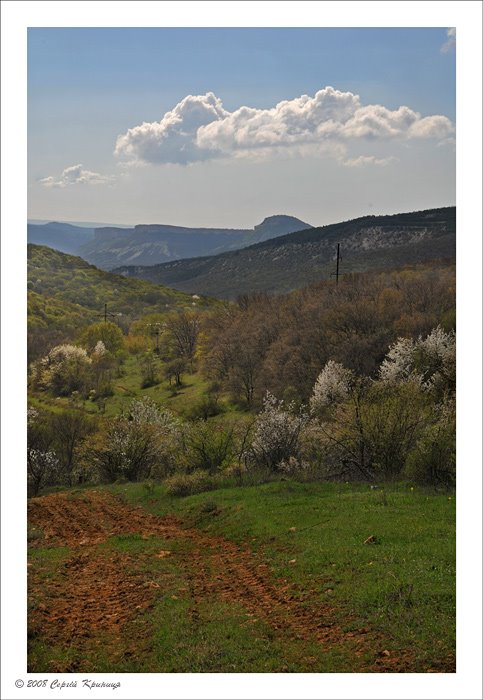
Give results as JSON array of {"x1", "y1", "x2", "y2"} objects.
[
  {"x1": 331, "y1": 244, "x2": 341, "y2": 285},
  {"x1": 98, "y1": 303, "x2": 122, "y2": 325},
  {"x1": 147, "y1": 322, "x2": 164, "y2": 354}
]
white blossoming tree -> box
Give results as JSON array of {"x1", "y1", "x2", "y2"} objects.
[
  {"x1": 380, "y1": 326, "x2": 455, "y2": 396},
  {"x1": 27, "y1": 406, "x2": 59, "y2": 496},
  {"x1": 28, "y1": 448, "x2": 60, "y2": 497},
  {"x1": 310, "y1": 360, "x2": 354, "y2": 414},
  {"x1": 31, "y1": 343, "x2": 92, "y2": 397},
  {"x1": 249, "y1": 392, "x2": 308, "y2": 472},
  {"x1": 90, "y1": 397, "x2": 182, "y2": 482}
]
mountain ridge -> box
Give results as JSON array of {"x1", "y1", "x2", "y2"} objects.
[
  {"x1": 112, "y1": 207, "x2": 456, "y2": 299},
  {"x1": 28, "y1": 215, "x2": 312, "y2": 269}
]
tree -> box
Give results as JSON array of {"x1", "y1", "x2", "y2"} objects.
[
  {"x1": 28, "y1": 448, "x2": 59, "y2": 497},
  {"x1": 380, "y1": 326, "x2": 455, "y2": 397},
  {"x1": 77, "y1": 321, "x2": 124, "y2": 354},
  {"x1": 181, "y1": 421, "x2": 235, "y2": 474},
  {"x1": 27, "y1": 407, "x2": 59, "y2": 496},
  {"x1": 164, "y1": 312, "x2": 200, "y2": 367},
  {"x1": 139, "y1": 352, "x2": 160, "y2": 388},
  {"x1": 31, "y1": 344, "x2": 92, "y2": 397},
  {"x1": 90, "y1": 340, "x2": 116, "y2": 397},
  {"x1": 51, "y1": 410, "x2": 95, "y2": 486},
  {"x1": 248, "y1": 392, "x2": 308, "y2": 472},
  {"x1": 164, "y1": 357, "x2": 186, "y2": 387},
  {"x1": 310, "y1": 360, "x2": 354, "y2": 414}
]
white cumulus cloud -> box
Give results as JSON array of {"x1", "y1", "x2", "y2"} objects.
[
  {"x1": 40, "y1": 164, "x2": 114, "y2": 188},
  {"x1": 114, "y1": 86, "x2": 455, "y2": 166},
  {"x1": 114, "y1": 92, "x2": 228, "y2": 165},
  {"x1": 441, "y1": 28, "x2": 456, "y2": 53}
]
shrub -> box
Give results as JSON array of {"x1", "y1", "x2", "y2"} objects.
[
  {"x1": 405, "y1": 400, "x2": 456, "y2": 486},
  {"x1": 181, "y1": 420, "x2": 235, "y2": 474},
  {"x1": 248, "y1": 392, "x2": 308, "y2": 472},
  {"x1": 310, "y1": 360, "x2": 354, "y2": 415},
  {"x1": 185, "y1": 394, "x2": 222, "y2": 421},
  {"x1": 31, "y1": 344, "x2": 92, "y2": 397},
  {"x1": 380, "y1": 326, "x2": 455, "y2": 398},
  {"x1": 304, "y1": 380, "x2": 428, "y2": 482},
  {"x1": 89, "y1": 397, "x2": 182, "y2": 482},
  {"x1": 164, "y1": 470, "x2": 215, "y2": 497}
]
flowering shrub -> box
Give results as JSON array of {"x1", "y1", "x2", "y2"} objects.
[
  {"x1": 310, "y1": 360, "x2": 354, "y2": 414},
  {"x1": 93, "y1": 340, "x2": 107, "y2": 356},
  {"x1": 28, "y1": 448, "x2": 59, "y2": 496},
  {"x1": 31, "y1": 344, "x2": 92, "y2": 396},
  {"x1": 248, "y1": 392, "x2": 308, "y2": 472},
  {"x1": 126, "y1": 396, "x2": 179, "y2": 429},
  {"x1": 380, "y1": 326, "x2": 455, "y2": 397},
  {"x1": 90, "y1": 397, "x2": 182, "y2": 482}
]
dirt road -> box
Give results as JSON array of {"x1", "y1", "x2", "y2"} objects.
[{"x1": 28, "y1": 490, "x2": 415, "y2": 672}]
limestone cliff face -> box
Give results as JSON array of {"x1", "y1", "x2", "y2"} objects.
[{"x1": 64, "y1": 215, "x2": 312, "y2": 270}]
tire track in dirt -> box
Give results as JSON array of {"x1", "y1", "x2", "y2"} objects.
[{"x1": 28, "y1": 490, "x2": 414, "y2": 672}]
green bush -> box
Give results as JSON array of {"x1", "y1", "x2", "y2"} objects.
[
  {"x1": 185, "y1": 395, "x2": 222, "y2": 421},
  {"x1": 164, "y1": 470, "x2": 215, "y2": 497},
  {"x1": 181, "y1": 421, "x2": 235, "y2": 474},
  {"x1": 405, "y1": 401, "x2": 455, "y2": 487}
]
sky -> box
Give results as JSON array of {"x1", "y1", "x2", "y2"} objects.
[{"x1": 28, "y1": 27, "x2": 456, "y2": 228}]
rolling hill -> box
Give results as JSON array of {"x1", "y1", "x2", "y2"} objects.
[
  {"x1": 113, "y1": 207, "x2": 456, "y2": 299},
  {"x1": 27, "y1": 222, "x2": 95, "y2": 254},
  {"x1": 27, "y1": 244, "x2": 218, "y2": 359}
]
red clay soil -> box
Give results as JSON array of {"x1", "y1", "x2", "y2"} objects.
[{"x1": 27, "y1": 491, "x2": 433, "y2": 673}]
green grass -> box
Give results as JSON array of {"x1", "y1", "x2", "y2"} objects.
[
  {"x1": 29, "y1": 354, "x2": 247, "y2": 421},
  {"x1": 28, "y1": 481, "x2": 455, "y2": 672},
  {"x1": 106, "y1": 479, "x2": 456, "y2": 671}
]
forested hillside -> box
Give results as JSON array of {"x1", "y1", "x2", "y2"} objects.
[{"x1": 27, "y1": 244, "x2": 216, "y2": 361}]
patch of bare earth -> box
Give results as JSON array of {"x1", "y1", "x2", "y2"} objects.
[{"x1": 28, "y1": 491, "x2": 434, "y2": 672}]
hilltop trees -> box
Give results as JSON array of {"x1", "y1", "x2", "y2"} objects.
[{"x1": 200, "y1": 266, "x2": 455, "y2": 407}]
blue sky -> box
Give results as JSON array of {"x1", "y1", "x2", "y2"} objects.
[{"x1": 28, "y1": 27, "x2": 456, "y2": 227}]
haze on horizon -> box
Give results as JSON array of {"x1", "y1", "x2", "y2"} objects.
[{"x1": 28, "y1": 27, "x2": 455, "y2": 229}]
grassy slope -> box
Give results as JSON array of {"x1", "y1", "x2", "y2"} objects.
[
  {"x1": 28, "y1": 244, "x2": 218, "y2": 328},
  {"x1": 28, "y1": 355, "x2": 240, "y2": 420},
  {"x1": 29, "y1": 481, "x2": 455, "y2": 672},
  {"x1": 115, "y1": 481, "x2": 455, "y2": 671}
]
